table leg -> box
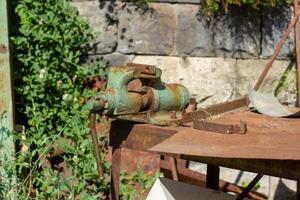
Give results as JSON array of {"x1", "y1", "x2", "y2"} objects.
[
  {"x1": 110, "y1": 147, "x2": 121, "y2": 200},
  {"x1": 236, "y1": 174, "x2": 263, "y2": 200},
  {"x1": 206, "y1": 164, "x2": 220, "y2": 190},
  {"x1": 297, "y1": 180, "x2": 300, "y2": 200},
  {"x1": 169, "y1": 157, "x2": 179, "y2": 181}
]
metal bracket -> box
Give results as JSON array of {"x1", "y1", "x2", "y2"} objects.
[
  {"x1": 193, "y1": 120, "x2": 247, "y2": 134},
  {"x1": 181, "y1": 97, "x2": 248, "y2": 124}
]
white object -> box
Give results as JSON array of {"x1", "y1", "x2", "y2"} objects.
[{"x1": 146, "y1": 177, "x2": 248, "y2": 200}]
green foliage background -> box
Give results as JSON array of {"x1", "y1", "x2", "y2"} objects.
[
  {"x1": 10, "y1": 0, "x2": 110, "y2": 199},
  {"x1": 202, "y1": 0, "x2": 291, "y2": 15},
  {"x1": 1, "y1": 0, "x2": 158, "y2": 199}
]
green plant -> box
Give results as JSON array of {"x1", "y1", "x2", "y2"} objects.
[
  {"x1": 11, "y1": 0, "x2": 109, "y2": 198},
  {"x1": 275, "y1": 64, "x2": 297, "y2": 97},
  {"x1": 202, "y1": 0, "x2": 291, "y2": 16},
  {"x1": 0, "y1": 128, "x2": 18, "y2": 200},
  {"x1": 6, "y1": 0, "x2": 159, "y2": 199},
  {"x1": 241, "y1": 180, "x2": 261, "y2": 191},
  {"x1": 120, "y1": 168, "x2": 162, "y2": 200}
]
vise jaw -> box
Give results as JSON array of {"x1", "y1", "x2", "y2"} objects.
[{"x1": 88, "y1": 63, "x2": 190, "y2": 126}]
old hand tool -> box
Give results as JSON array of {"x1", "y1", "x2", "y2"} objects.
[
  {"x1": 87, "y1": 63, "x2": 190, "y2": 178},
  {"x1": 88, "y1": 63, "x2": 190, "y2": 126}
]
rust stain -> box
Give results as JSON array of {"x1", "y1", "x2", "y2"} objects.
[
  {"x1": 151, "y1": 110, "x2": 300, "y2": 161},
  {"x1": 0, "y1": 100, "x2": 5, "y2": 114},
  {"x1": 0, "y1": 43, "x2": 7, "y2": 53},
  {"x1": 127, "y1": 79, "x2": 142, "y2": 92},
  {"x1": 121, "y1": 148, "x2": 160, "y2": 176},
  {"x1": 167, "y1": 84, "x2": 181, "y2": 103}
]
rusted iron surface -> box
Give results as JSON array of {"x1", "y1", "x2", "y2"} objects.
[
  {"x1": 185, "y1": 97, "x2": 197, "y2": 113},
  {"x1": 120, "y1": 148, "x2": 160, "y2": 176},
  {"x1": 111, "y1": 110, "x2": 300, "y2": 160},
  {"x1": 127, "y1": 79, "x2": 143, "y2": 92},
  {"x1": 193, "y1": 120, "x2": 247, "y2": 134},
  {"x1": 181, "y1": 97, "x2": 248, "y2": 124},
  {"x1": 109, "y1": 120, "x2": 177, "y2": 150},
  {"x1": 254, "y1": 9, "x2": 300, "y2": 91},
  {"x1": 210, "y1": 109, "x2": 300, "y2": 134},
  {"x1": 110, "y1": 147, "x2": 121, "y2": 200},
  {"x1": 168, "y1": 157, "x2": 179, "y2": 181},
  {"x1": 150, "y1": 118, "x2": 300, "y2": 160},
  {"x1": 90, "y1": 112, "x2": 104, "y2": 177},
  {"x1": 126, "y1": 63, "x2": 156, "y2": 75},
  {"x1": 109, "y1": 110, "x2": 300, "y2": 180},
  {"x1": 160, "y1": 160, "x2": 267, "y2": 200}
]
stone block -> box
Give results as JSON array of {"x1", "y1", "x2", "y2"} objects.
[
  {"x1": 178, "y1": 57, "x2": 237, "y2": 106},
  {"x1": 84, "y1": 53, "x2": 134, "y2": 67},
  {"x1": 235, "y1": 59, "x2": 293, "y2": 104},
  {"x1": 212, "y1": 7, "x2": 261, "y2": 58},
  {"x1": 117, "y1": 3, "x2": 176, "y2": 55},
  {"x1": 174, "y1": 4, "x2": 214, "y2": 57},
  {"x1": 133, "y1": 56, "x2": 182, "y2": 84},
  {"x1": 261, "y1": 6, "x2": 295, "y2": 59},
  {"x1": 133, "y1": 56, "x2": 237, "y2": 107},
  {"x1": 175, "y1": 5, "x2": 260, "y2": 58},
  {"x1": 71, "y1": 1, "x2": 118, "y2": 54}
]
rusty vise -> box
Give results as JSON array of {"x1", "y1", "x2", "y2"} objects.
[{"x1": 88, "y1": 63, "x2": 190, "y2": 126}]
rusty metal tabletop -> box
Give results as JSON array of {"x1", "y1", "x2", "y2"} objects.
[
  {"x1": 109, "y1": 109, "x2": 300, "y2": 180},
  {"x1": 143, "y1": 109, "x2": 300, "y2": 180},
  {"x1": 150, "y1": 109, "x2": 300, "y2": 160}
]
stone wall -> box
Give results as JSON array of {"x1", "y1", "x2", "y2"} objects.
[{"x1": 72, "y1": 0, "x2": 297, "y2": 106}]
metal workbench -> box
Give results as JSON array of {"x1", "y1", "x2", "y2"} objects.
[{"x1": 109, "y1": 108, "x2": 300, "y2": 199}]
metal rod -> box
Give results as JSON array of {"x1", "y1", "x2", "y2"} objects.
[
  {"x1": 294, "y1": 0, "x2": 300, "y2": 107},
  {"x1": 90, "y1": 112, "x2": 104, "y2": 177},
  {"x1": 110, "y1": 147, "x2": 121, "y2": 200},
  {"x1": 206, "y1": 165, "x2": 220, "y2": 190},
  {"x1": 236, "y1": 174, "x2": 263, "y2": 200},
  {"x1": 254, "y1": 9, "x2": 300, "y2": 91},
  {"x1": 297, "y1": 180, "x2": 300, "y2": 200},
  {"x1": 169, "y1": 157, "x2": 179, "y2": 181},
  {"x1": 0, "y1": 0, "x2": 17, "y2": 196}
]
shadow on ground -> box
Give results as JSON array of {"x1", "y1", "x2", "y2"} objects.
[{"x1": 274, "y1": 179, "x2": 296, "y2": 200}]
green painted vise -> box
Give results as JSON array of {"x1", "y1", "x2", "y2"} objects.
[{"x1": 88, "y1": 63, "x2": 190, "y2": 126}]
